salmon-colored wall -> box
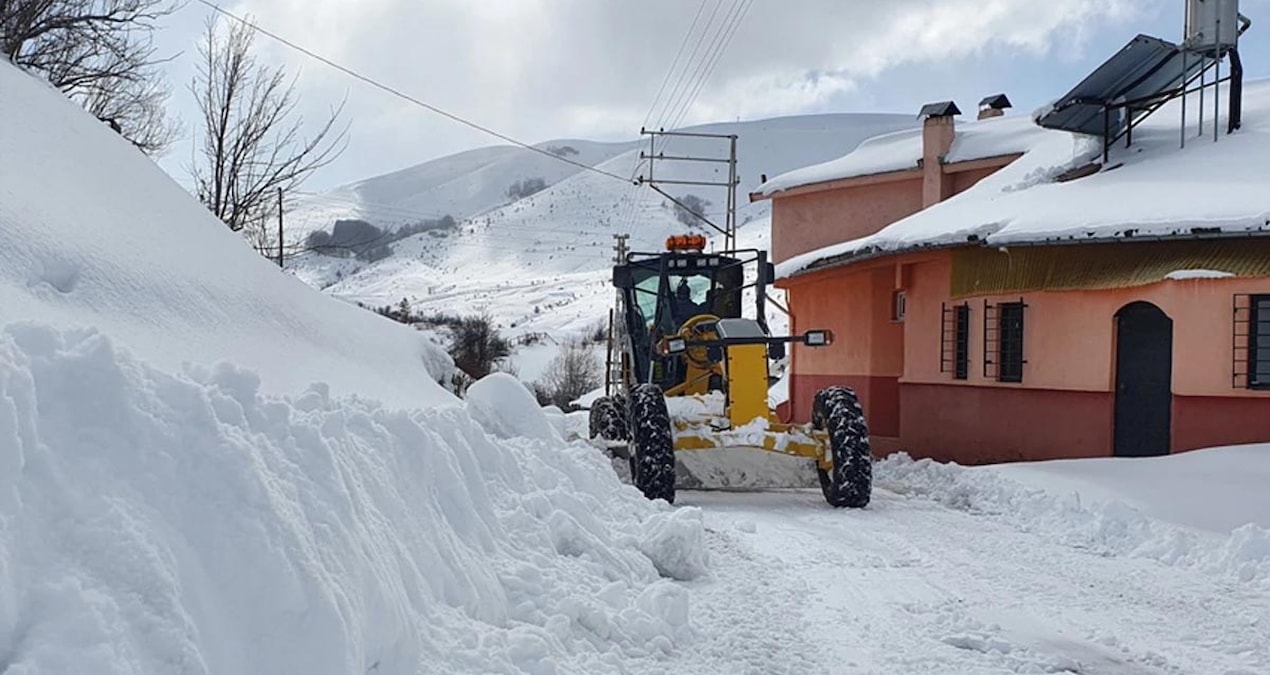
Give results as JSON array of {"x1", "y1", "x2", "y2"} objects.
[
  {"x1": 769, "y1": 159, "x2": 1013, "y2": 265},
  {"x1": 786, "y1": 246, "x2": 1270, "y2": 462},
  {"x1": 899, "y1": 384, "x2": 1112, "y2": 463},
  {"x1": 790, "y1": 264, "x2": 904, "y2": 377},
  {"x1": 771, "y1": 178, "x2": 922, "y2": 263},
  {"x1": 1174, "y1": 396, "x2": 1270, "y2": 451},
  {"x1": 950, "y1": 165, "x2": 999, "y2": 194},
  {"x1": 900, "y1": 251, "x2": 1270, "y2": 399},
  {"x1": 786, "y1": 263, "x2": 904, "y2": 437}
]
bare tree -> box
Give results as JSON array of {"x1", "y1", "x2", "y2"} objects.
[
  {"x1": 190, "y1": 14, "x2": 347, "y2": 241},
  {"x1": 0, "y1": 0, "x2": 181, "y2": 154},
  {"x1": 535, "y1": 342, "x2": 600, "y2": 410}
]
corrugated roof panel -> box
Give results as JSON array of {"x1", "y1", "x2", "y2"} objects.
[{"x1": 950, "y1": 239, "x2": 1270, "y2": 298}]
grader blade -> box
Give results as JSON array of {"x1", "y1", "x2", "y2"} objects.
[{"x1": 674, "y1": 449, "x2": 818, "y2": 490}]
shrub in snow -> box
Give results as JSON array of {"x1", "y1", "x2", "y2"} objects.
[
  {"x1": 449, "y1": 314, "x2": 512, "y2": 379},
  {"x1": 507, "y1": 177, "x2": 548, "y2": 201}
]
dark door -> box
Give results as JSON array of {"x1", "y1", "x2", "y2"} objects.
[{"x1": 1113, "y1": 302, "x2": 1173, "y2": 457}]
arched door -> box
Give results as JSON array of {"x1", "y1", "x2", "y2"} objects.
[{"x1": 1113, "y1": 302, "x2": 1173, "y2": 457}]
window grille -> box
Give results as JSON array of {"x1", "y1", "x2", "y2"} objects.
[
  {"x1": 940, "y1": 302, "x2": 970, "y2": 379},
  {"x1": 1241, "y1": 294, "x2": 1270, "y2": 390},
  {"x1": 984, "y1": 299, "x2": 1026, "y2": 382}
]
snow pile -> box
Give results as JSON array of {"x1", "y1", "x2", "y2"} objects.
[
  {"x1": 776, "y1": 78, "x2": 1270, "y2": 278},
  {"x1": 0, "y1": 60, "x2": 710, "y2": 674},
  {"x1": 0, "y1": 325, "x2": 707, "y2": 673},
  {"x1": 877, "y1": 449, "x2": 1270, "y2": 587},
  {"x1": 0, "y1": 61, "x2": 449, "y2": 409},
  {"x1": 637, "y1": 509, "x2": 711, "y2": 582},
  {"x1": 465, "y1": 372, "x2": 562, "y2": 443}
]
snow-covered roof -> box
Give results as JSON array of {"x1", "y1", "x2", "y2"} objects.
[
  {"x1": 756, "y1": 113, "x2": 1055, "y2": 197},
  {"x1": 777, "y1": 78, "x2": 1270, "y2": 279}
]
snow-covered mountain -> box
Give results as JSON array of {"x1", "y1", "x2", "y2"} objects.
[{"x1": 287, "y1": 114, "x2": 918, "y2": 341}]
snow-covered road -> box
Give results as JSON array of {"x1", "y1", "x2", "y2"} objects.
[{"x1": 659, "y1": 487, "x2": 1268, "y2": 675}]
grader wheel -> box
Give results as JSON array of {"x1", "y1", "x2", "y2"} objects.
[
  {"x1": 812, "y1": 386, "x2": 873, "y2": 508},
  {"x1": 627, "y1": 383, "x2": 676, "y2": 503}
]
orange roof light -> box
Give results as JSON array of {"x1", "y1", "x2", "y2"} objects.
[{"x1": 666, "y1": 234, "x2": 707, "y2": 251}]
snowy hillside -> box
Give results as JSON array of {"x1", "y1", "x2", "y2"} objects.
[
  {"x1": 0, "y1": 70, "x2": 449, "y2": 408},
  {"x1": 288, "y1": 139, "x2": 642, "y2": 238},
  {"x1": 287, "y1": 114, "x2": 917, "y2": 343},
  {"x1": 0, "y1": 60, "x2": 707, "y2": 674}
]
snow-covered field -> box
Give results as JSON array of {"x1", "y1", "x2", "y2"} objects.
[{"x1": 3, "y1": 55, "x2": 1269, "y2": 675}]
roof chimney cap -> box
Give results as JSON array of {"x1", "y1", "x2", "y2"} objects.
[
  {"x1": 978, "y1": 93, "x2": 1012, "y2": 111},
  {"x1": 918, "y1": 101, "x2": 961, "y2": 119}
]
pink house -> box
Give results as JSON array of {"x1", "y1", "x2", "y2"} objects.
[{"x1": 752, "y1": 85, "x2": 1270, "y2": 464}]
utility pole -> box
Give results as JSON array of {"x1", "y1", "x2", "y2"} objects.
[
  {"x1": 276, "y1": 187, "x2": 284, "y2": 268},
  {"x1": 636, "y1": 128, "x2": 740, "y2": 251},
  {"x1": 611, "y1": 232, "x2": 630, "y2": 264},
  {"x1": 608, "y1": 233, "x2": 630, "y2": 397}
]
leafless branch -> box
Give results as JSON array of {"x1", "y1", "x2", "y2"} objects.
[
  {"x1": 189, "y1": 14, "x2": 348, "y2": 237},
  {"x1": 1, "y1": 0, "x2": 182, "y2": 154}
]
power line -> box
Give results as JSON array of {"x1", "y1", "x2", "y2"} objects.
[
  {"x1": 653, "y1": 0, "x2": 725, "y2": 136},
  {"x1": 640, "y1": 0, "x2": 710, "y2": 131},
  {"x1": 194, "y1": 0, "x2": 636, "y2": 187},
  {"x1": 667, "y1": 0, "x2": 753, "y2": 134}
]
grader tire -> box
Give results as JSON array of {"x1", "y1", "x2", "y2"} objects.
[
  {"x1": 627, "y1": 383, "x2": 676, "y2": 503},
  {"x1": 588, "y1": 396, "x2": 629, "y2": 441},
  {"x1": 812, "y1": 386, "x2": 873, "y2": 508}
]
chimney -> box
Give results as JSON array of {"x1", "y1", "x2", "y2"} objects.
[
  {"x1": 918, "y1": 100, "x2": 960, "y2": 208},
  {"x1": 977, "y1": 93, "x2": 1012, "y2": 120}
]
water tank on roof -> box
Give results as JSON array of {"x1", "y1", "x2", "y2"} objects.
[{"x1": 1186, "y1": 0, "x2": 1240, "y2": 52}]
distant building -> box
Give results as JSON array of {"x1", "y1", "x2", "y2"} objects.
[{"x1": 753, "y1": 73, "x2": 1270, "y2": 463}]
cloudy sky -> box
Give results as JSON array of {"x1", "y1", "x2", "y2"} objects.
[{"x1": 154, "y1": 0, "x2": 1270, "y2": 190}]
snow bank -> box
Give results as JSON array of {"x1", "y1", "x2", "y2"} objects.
[
  {"x1": 637, "y1": 509, "x2": 711, "y2": 582},
  {"x1": 776, "y1": 78, "x2": 1270, "y2": 278},
  {"x1": 0, "y1": 324, "x2": 706, "y2": 674},
  {"x1": 0, "y1": 61, "x2": 450, "y2": 409},
  {"x1": 993, "y1": 443, "x2": 1270, "y2": 533},
  {"x1": 0, "y1": 59, "x2": 711, "y2": 674},
  {"x1": 877, "y1": 451, "x2": 1270, "y2": 587},
  {"x1": 465, "y1": 372, "x2": 562, "y2": 443}
]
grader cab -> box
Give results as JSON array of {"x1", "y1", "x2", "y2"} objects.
[{"x1": 589, "y1": 234, "x2": 873, "y2": 508}]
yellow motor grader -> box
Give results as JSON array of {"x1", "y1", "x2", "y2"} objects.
[{"x1": 589, "y1": 234, "x2": 872, "y2": 508}]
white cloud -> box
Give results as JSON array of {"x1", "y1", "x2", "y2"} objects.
[{"x1": 180, "y1": 0, "x2": 1149, "y2": 186}]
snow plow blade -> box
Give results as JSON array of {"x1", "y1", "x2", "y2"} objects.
[
  {"x1": 590, "y1": 414, "x2": 824, "y2": 490},
  {"x1": 670, "y1": 420, "x2": 823, "y2": 489}
]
